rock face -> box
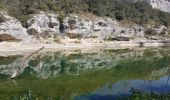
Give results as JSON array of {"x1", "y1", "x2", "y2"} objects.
[
  {"x1": 146, "y1": 0, "x2": 170, "y2": 12},
  {"x1": 27, "y1": 12, "x2": 60, "y2": 43},
  {"x1": 27, "y1": 12, "x2": 60, "y2": 34},
  {"x1": 63, "y1": 14, "x2": 93, "y2": 37},
  {"x1": 0, "y1": 12, "x2": 34, "y2": 43},
  {"x1": 63, "y1": 14, "x2": 146, "y2": 40},
  {"x1": 0, "y1": 11, "x2": 169, "y2": 44},
  {"x1": 63, "y1": 14, "x2": 119, "y2": 38}
]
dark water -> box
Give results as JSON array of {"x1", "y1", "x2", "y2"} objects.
[
  {"x1": 75, "y1": 76, "x2": 170, "y2": 100},
  {"x1": 0, "y1": 47, "x2": 170, "y2": 100}
]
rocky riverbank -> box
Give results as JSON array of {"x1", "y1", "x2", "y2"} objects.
[{"x1": 0, "y1": 11, "x2": 170, "y2": 56}]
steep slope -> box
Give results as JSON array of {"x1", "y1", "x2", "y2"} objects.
[{"x1": 146, "y1": 0, "x2": 170, "y2": 12}]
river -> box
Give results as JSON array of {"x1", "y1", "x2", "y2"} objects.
[{"x1": 0, "y1": 47, "x2": 170, "y2": 100}]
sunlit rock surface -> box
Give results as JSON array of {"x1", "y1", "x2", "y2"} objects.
[
  {"x1": 146, "y1": 0, "x2": 170, "y2": 12},
  {"x1": 0, "y1": 11, "x2": 169, "y2": 43},
  {"x1": 27, "y1": 12, "x2": 60, "y2": 43},
  {"x1": 0, "y1": 12, "x2": 34, "y2": 43}
]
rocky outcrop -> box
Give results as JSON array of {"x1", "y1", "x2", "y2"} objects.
[
  {"x1": 27, "y1": 12, "x2": 60, "y2": 34},
  {"x1": 0, "y1": 12, "x2": 34, "y2": 43},
  {"x1": 63, "y1": 14, "x2": 146, "y2": 40},
  {"x1": 146, "y1": 0, "x2": 170, "y2": 12},
  {"x1": 23, "y1": 12, "x2": 170, "y2": 43},
  {"x1": 27, "y1": 12, "x2": 60, "y2": 43},
  {"x1": 63, "y1": 14, "x2": 93, "y2": 37},
  {"x1": 63, "y1": 14, "x2": 121, "y2": 38},
  {"x1": 26, "y1": 13, "x2": 146, "y2": 42},
  {"x1": 0, "y1": 11, "x2": 169, "y2": 44}
]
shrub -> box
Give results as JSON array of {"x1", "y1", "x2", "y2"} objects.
[
  {"x1": 0, "y1": 0, "x2": 170, "y2": 27},
  {"x1": 145, "y1": 28, "x2": 157, "y2": 35},
  {"x1": 0, "y1": 14, "x2": 6, "y2": 23}
]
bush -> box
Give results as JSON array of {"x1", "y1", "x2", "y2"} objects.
[
  {"x1": 145, "y1": 28, "x2": 157, "y2": 35},
  {"x1": 0, "y1": 0, "x2": 170, "y2": 27},
  {"x1": 0, "y1": 14, "x2": 6, "y2": 23},
  {"x1": 68, "y1": 19, "x2": 77, "y2": 29}
]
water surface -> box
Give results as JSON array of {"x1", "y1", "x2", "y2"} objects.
[{"x1": 0, "y1": 47, "x2": 170, "y2": 100}]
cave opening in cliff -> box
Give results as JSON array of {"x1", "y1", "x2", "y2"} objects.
[
  {"x1": 59, "y1": 22, "x2": 65, "y2": 34},
  {"x1": 58, "y1": 17, "x2": 65, "y2": 34}
]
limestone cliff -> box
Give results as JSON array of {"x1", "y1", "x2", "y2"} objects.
[
  {"x1": 0, "y1": 12, "x2": 37, "y2": 43},
  {"x1": 146, "y1": 0, "x2": 170, "y2": 12},
  {"x1": 0, "y1": 11, "x2": 169, "y2": 44}
]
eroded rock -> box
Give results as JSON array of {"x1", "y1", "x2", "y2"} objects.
[
  {"x1": 27, "y1": 12, "x2": 60, "y2": 43},
  {"x1": 0, "y1": 12, "x2": 34, "y2": 43},
  {"x1": 27, "y1": 28, "x2": 39, "y2": 35},
  {"x1": 63, "y1": 14, "x2": 93, "y2": 35},
  {"x1": 0, "y1": 34, "x2": 18, "y2": 42}
]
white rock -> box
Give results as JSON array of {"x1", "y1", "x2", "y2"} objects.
[
  {"x1": 27, "y1": 12, "x2": 60, "y2": 34},
  {"x1": 0, "y1": 12, "x2": 34, "y2": 43},
  {"x1": 146, "y1": 0, "x2": 170, "y2": 12},
  {"x1": 63, "y1": 14, "x2": 93, "y2": 35}
]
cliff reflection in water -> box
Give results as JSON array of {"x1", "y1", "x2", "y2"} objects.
[
  {"x1": 0, "y1": 47, "x2": 170, "y2": 99},
  {"x1": 1, "y1": 48, "x2": 170, "y2": 78}
]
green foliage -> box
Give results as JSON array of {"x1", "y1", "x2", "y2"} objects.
[
  {"x1": 0, "y1": 0, "x2": 170, "y2": 27},
  {"x1": 10, "y1": 89, "x2": 37, "y2": 100},
  {"x1": 10, "y1": 89, "x2": 62, "y2": 100},
  {"x1": 0, "y1": 14, "x2": 6, "y2": 23},
  {"x1": 87, "y1": 0, "x2": 170, "y2": 27},
  {"x1": 119, "y1": 89, "x2": 170, "y2": 100},
  {"x1": 145, "y1": 28, "x2": 157, "y2": 35},
  {"x1": 0, "y1": 56, "x2": 21, "y2": 65}
]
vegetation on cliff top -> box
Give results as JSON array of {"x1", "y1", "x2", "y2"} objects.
[{"x1": 0, "y1": 0, "x2": 170, "y2": 27}]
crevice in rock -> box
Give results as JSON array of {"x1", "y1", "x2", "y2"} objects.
[{"x1": 59, "y1": 20, "x2": 65, "y2": 34}]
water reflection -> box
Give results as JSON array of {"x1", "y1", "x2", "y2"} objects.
[
  {"x1": 0, "y1": 49, "x2": 138, "y2": 78},
  {"x1": 75, "y1": 76, "x2": 170, "y2": 100},
  {"x1": 1, "y1": 48, "x2": 169, "y2": 78},
  {"x1": 0, "y1": 47, "x2": 170, "y2": 99}
]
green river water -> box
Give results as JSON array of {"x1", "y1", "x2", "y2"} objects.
[{"x1": 0, "y1": 47, "x2": 170, "y2": 100}]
